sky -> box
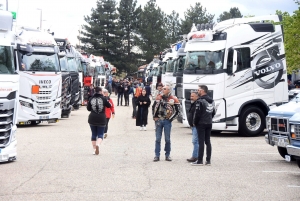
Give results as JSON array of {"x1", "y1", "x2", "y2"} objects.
[{"x1": 2, "y1": 0, "x2": 298, "y2": 45}]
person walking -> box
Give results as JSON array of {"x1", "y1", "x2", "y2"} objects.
[
  {"x1": 136, "y1": 88, "x2": 151, "y2": 131},
  {"x1": 117, "y1": 80, "x2": 124, "y2": 106},
  {"x1": 87, "y1": 87, "x2": 111, "y2": 155},
  {"x1": 191, "y1": 85, "x2": 215, "y2": 166},
  {"x1": 87, "y1": 85, "x2": 95, "y2": 100},
  {"x1": 123, "y1": 79, "x2": 130, "y2": 106},
  {"x1": 103, "y1": 89, "x2": 115, "y2": 139},
  {"x1": 152, "y1": 85, "x2": 180, "y2": 162},
  {"x1": 187, "y1": 91, "x2": 199, "y2": 162}
]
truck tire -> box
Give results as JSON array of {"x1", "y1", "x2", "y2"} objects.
[
  {"x1": 297, "y1": 159, "x2": 300, "y2": 168},
  {"x1": 277, "y1": 146, "x2": 288, "y2": 159},
  {"x1": 239, "y1": 106, "x2": 265, "y2": 137}
]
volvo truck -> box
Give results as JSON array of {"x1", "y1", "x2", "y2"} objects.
[
  {"x1": 16, "y1": 28, "x2": 61, "y2": 125},
  {"x1": 182, "y1": 16, "x2": 288, "y2": 136},
  {"x1": 0, "y1": 10, "x2": 18, "y2": 162}
]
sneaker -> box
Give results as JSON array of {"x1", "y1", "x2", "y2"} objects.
[
  {"x1": 205, "y1": 161, "x2": 211, "y2": 166},
  {"x1": 95, "y1": 145, "x2": 99, "y2": 155},
  {"x1": 143, "y1": 126, "x2": 147, "y2": 131},
  {"x1": 187, "y1": 157, "x2": 197, "y2": 162},
  {"x1": 165, "y1": 156, "x2": 172, "y2": 161},
  {"x1": 191, "y1": 161, "x2": 203, "y2": 166},
  {"x1": 93, "y1": 149, "x2": 96, "y2": 155},
  {"x1": 153, "y1": 156, "x2": 160, "y2": 162},
  {"x1": 140, "y1": 127, "x2": 143, "y2": 131},
  {"x1": 104, "y1": 133, "x2": 107, "y2": 139}
]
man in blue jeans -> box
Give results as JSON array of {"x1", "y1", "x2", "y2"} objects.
[
  {"x1": 187, "y1": 91, "x2": 199, "y2": 162},
  {"x1": 152, "y1": 85, "x2": 180, "y2": 162}
]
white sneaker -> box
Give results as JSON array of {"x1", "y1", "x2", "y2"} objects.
[
  {"x1": 143, "y1": 126, "x2": 147, "y2": 131},
  {"x1": 140, "y1": 127, "x2": 143, "y2": 131}
]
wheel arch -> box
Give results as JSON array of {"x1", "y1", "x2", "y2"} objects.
[{"x1": 238, "y1": 99, "x2": 269, "y2": 117}]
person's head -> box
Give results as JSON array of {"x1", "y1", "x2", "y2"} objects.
[
  {"x1": 190, "y1": 91, "x2": 199, "y2": 102},
  {"x1": 162, "y1": 85, "x2": 171, "y2": 96},
  {"x1": 198, "y1": 85, "x2": 208, "y2": 96},
  {"x1": 157, "y1": 83, "x2": 163, "y2": 91},
  {"x1": 95, "y1": 86, "x2": 102, "y2": 94},
  {"x1": 90, "y1": 85, "x2": 93, "y2": 89},
  {"x1": 142, "y1": 88, "x2": 147, "y2": 96},
  {"x1": 102, "y1": 89, "x2": 108, "y2": 97}
]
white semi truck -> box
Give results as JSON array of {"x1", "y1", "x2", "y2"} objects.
[
  {"x1": 0, "y1": 10, "x2": 19, "y2": 162},
  {"x1": 15, "y1": 28, "x2": 62, "y2": 125},
  {"x1": 182, "y1": 15, "x2": 288, "y2": 136}
]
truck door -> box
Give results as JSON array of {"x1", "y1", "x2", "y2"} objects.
[{"x1": 225, "y1": 47, "x2": 253, "y2": 116}]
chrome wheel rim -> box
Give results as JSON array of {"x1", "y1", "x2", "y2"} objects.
[{"x1": 246, "y1": 112, "x2": 261, "y2": 131}]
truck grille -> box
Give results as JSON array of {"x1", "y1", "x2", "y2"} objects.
[
  {"x1": 0, "y1": 106, "x2": 13, "y2": 148},
  {"x1": 37, "y1": 96, "x2": 51, "y2": 101},
  {"x1": 0, "y1": 117, "x2": 13, "y2": 124},
  {"x1": 293, "y1": 124, "x2": 300, "y2": 140},
  {"x1": 271, "y1": 118, "x2": 288, "y2": 133},
  {"x1": 0, "y1": 109, "x2": 13, "y2": 115},
  {"x1": 38, "y1": 91, "x2": 51, "y2": 95},
  {"x1": 0, "y1": 138, "x2": 9, "y2": 146},
  {"x1": 37, "y1": 106, "x2": 51, "y2": 111}
]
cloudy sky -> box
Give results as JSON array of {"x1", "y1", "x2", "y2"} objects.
[{"x1": 4, "y1": 0, "x2": 298, "y2": 45}]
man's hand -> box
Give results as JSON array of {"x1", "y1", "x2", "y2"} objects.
[
  {"x1": 153, "y1": 117, "x2": 158, "y2": 121},
  {"x1": 143, "y1": 101, "x2": 147, "y2": 104},
  {"x1": 140, "y1": 102, "x2": 142, "y2": 105}
]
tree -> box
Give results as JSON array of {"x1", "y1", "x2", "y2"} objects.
[
  {"x1": 79, "y1": 0, "x2": 122, "y2": 67},
  {"x1": 135, "y1": 0, "x2": 167, "y2": 63},
  {"x1": 217, "y1": 7, "x2": 243, "y2": 22},
  {"x1": 117, "y1": 0, "x2": 142, "y2": 73},
  {"x1": 180, "y1": 2, "x2": 214, "y2": 35},
  {"x1": 165, "y1": 10, "x2": 181, "y2": 45},
  {"x1": 276, "y1": 3, "x2": 300, "y2": 73}
]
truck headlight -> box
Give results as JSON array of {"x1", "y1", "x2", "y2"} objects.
[
  {"x1": 290, "y1": 124, "x2": 297, "y2": 139},
  {"x1": 10, "y1": 129, "x2": 17, "y2": 142},
  {"x1": 291, "y1": 125, "x2": 295, "y2": 132},
  {"x1": 266, "y1": 117, "x2": 271, "y2": 129},
  {"x1": 54, "y1": 101, "x2": 60, "y2": 108},
  {"x1": 19, "y1": 100, "x2": 33, "y2": 109}
]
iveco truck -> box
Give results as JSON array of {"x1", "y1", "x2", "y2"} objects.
[
  {"x1": 0, "y1": 10, "x2": 18, "y2": 162},
  {"x1": 182, "y1": 16, "x2": 288, "y2": 136},
  {"x1": 16, "y1": 28, "x2": 61, "y2": 125}
]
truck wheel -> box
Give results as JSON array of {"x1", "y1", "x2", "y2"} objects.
[
  {"x1": 297, "y1": 159, "x2": 300, "y2": 168},
  {"x1": 277, "y1": 146, "x2": 289, "y2": 159},
  {"x1": 239, "y1": 106, "x2": 265, "y2": 137}
]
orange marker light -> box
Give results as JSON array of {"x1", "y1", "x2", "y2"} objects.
[
  {"x1": 32, "y1": 85, "x2": 40, "y2": 94},
  {"x1": 291, "y1": 133, "x2": 296, "y2": 139}
]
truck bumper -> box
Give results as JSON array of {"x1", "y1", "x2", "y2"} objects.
[
  {"x1": 265, "y1": 132, "x2": 289, "y2": 147},
  {"x1": 0, "y1": 140, "x2": 17, "y2": 162},
  {"x1": 286, "y1": 145, "x2": 300, "y2": 157}
]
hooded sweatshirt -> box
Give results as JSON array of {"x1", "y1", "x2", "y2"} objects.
[{"x1": 194, "y1": 94, "x2": 216, "y2": 125}]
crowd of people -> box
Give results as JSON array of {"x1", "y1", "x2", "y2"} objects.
[{"x1": 86, "y1": 78, "x2": 216, "y2": 166}]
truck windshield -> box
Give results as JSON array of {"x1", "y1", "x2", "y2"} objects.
[
  {"x1": 166, "y1": 59, "x2": 175, "y2": 73},
  {"x1": 174, "y1": 56, "x2": 186, "y2": 73},
  {"x1": 82, "y1": 63, "x2": 87, "y2": 75},
  {"x1": 76, "y1": 59, "x2": 83, "y2": 72},
  {"x1": 95, "y1": 66, "x2": 105, "y2": 75},
  {"x1": 0, "y1": 46, "x2": 15, "y2": 74},
  {"x1": 60, "y1": 57, "x2": 68, "y2": 72},
  {"x1": 20, "y1": 52, "x2": 59, "y2": 72},
  {"x1": 161, "y1": 62, "x2": 167, "y2": 74},
  {"x1": 185, "y1": 50, "x2": 224, "y2": 71},
  {"x1": 67, "y1": 57, "x2": 78, "y2": 72}
]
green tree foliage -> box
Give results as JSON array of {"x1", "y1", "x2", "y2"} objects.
[
  {"x1": 217, "y1": 7, "x2": 243, "y2": 22},
  {"x1": 117, "y1": 0, "x2": 142, "y2": 73},
  {"x1": 135, "y1": 0, "x2": 167, "y2": 63},
  {"x1": 180, "y1": 2, "x2": 214, "y2": 35},
  {"x1": 276, "y1": 3, "x2": 300, "y2": 73},
  {"x1": 165, "y1": 10, "x2": 181, "y2": 45},
  {"x1": 79, "y1": 0, "x2": 122, "y2": 67}
]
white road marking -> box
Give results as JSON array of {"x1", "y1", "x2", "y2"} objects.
[
  {"x1": 236, "y1": 152, "x2": 277, "y2": 155},
  {"x1": 287, "y1": 185, "x2": 300, "y2": 188},
  {"x1": 249, "y1": 161, "x2": 285, "y2": 163},
  {"x1": 263, "y1": 171, "x2": 300, "y2": 174}
]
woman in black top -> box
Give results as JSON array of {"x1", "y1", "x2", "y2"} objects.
[
  {"x1": 87, "y1": 87, "x2": 111, "y2": 155},
  {"x1": 136, "y1": 88, "x2": 151, "y2": 131}
]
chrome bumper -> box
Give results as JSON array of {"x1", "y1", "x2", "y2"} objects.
[
  {"x1": 286, "y1": 145, "x2": 300, "y2": 157},
  {"x1": 265, "y1": 132, "x2": 289, "y2": 147}
]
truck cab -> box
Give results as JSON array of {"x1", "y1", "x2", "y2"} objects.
[{"x1": 0, "y1": 10, "x2": 19, "y2": 162}]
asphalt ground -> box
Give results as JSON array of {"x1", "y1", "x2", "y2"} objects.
[{"x1": 0, "y1": 95, "x2": 299, "y2": 201}]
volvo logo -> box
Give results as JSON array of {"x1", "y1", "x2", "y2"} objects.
[{"x1": 39, "y1": 80, "x2": 51, "y2": 84}]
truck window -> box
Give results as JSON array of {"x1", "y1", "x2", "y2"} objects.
[
  {"x1": 236, "y1": 47, "x2": 251, "y2": 72},
  {"x1": 227, "y1": 49, "x2": 233, "y2": 73}
]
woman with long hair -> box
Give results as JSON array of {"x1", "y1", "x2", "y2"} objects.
[{"x1": 136, "y1": 88, "x2": 151, "y2": 130}]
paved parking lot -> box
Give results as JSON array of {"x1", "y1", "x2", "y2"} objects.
[{"x1": 0, "y1": 96, "x2": 299, "y2": 200}]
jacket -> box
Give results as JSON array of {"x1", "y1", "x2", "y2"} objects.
[
  {"x1": 105, "y1": 97, "x2": 115, "y2": 119},
  {"x1": 87, "y1": 93, "x2": 111, "y2": 126},
  {"x1": 187, "y1": 101, "x2": 197, "y2": 127},
  {"x1": 194, "y1": 94, "x2": 215, "y2": 125},
  {"x1": 152, "y1": 94, "x2": 180, "y2": 122},
  {"x1": 117, "y1": 83, "x2": 124, "y2": 93}
]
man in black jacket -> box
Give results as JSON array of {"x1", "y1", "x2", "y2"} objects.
[
  {"x1": 117, "y1": 80, "x2": 124, "y2": 106},
  {"x1": 191, "y1": 85, "x2": 215, "y2": 166}
]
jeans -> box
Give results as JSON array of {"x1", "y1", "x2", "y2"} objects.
[
  {"x1": 118, "y1": 93, "x2": 123, "y2": 105},
  {"x1": 192, "y1": 127, "x2": 199, "y2": 158},
  {"x1": 90, "y1": 125, "x2": 105, "y2": 140},
  {"x1": 196, "y1": 124, "x2": 212, "y2": 163},
  {"x1": 104, "y1": 118, "x2": 110, "y2": 133},
  {"x1": 132, "y1": 97, "x2": 137, "y2": 117},
  {"x1": 155, "y1": 119, "x2": 172, "y2": 157}
]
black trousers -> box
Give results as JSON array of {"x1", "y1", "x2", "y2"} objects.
[
  {"x1": 196, "y1": 124, "x2": 212, "y2": 163},
  {"x1": 132, "y1": 97, "x2": 137, "y2": 117},
  {"x1": 104, "y1": 118, "x2": 110, "y2": 133},
  {"x1": 124, "y1": 93, "x2": 129, "y2": 106},
  {"x1": 118, "y1": 93, "x2": 123, "y2": 105}
]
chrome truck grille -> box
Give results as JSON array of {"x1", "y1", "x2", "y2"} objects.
[
  {"x1": 0, "y1": 109, "x2": 14, "y2": 148},
  {"x1": 267, "y1": 116, "x2": 289, "y2": 136},
  {"x1": 293, "y1": 125, "x2": 300, "y2": 140}
]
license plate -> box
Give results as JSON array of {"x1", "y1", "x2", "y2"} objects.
[
  {"x1": 39, "y1": 116, "x2": 49, "y2": 120},
  {"x1": 285, "y1": 155, "x2": 291, "y2": 162}
]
